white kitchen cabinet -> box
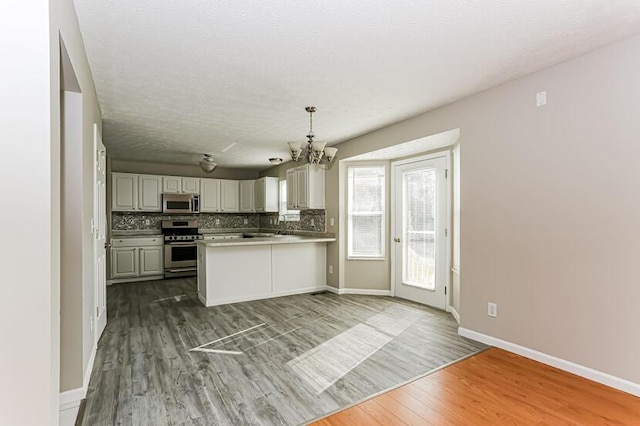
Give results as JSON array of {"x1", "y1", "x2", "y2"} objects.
[
  {"x1": 112, "y1": 173, "x2": 138, "y2": 211},
  {"x1": 139, "y1": 246, "x2": 163, "y2": 276},
  {"x1": 163, "y1": 176, "x2": 182, "y2": 193},
  {"x1": 164, "y1": 176, "x2": 200, "y2": 194},
  {"x1": 286, "y1": 165, "x2": 325, "y2": 209},
  {"x1": 286, "y1": 169, "x2": 297, "y2": 210},
  {"x1": 255, "y1": 177, "x2": 279, "y2": 213},
  {"x1": 111, "y1": 247, "x2": 139, "y2": 278},
  {"x1": 138, "y1": 174, "x2": 162, "y2": 212},
  {"x1": 200, "y1": 178, "x2": 221, "y2": 212},
  {"x1": 239, "y1": 180, "x2": 255, "y2": 212},
  {"x1": 182, "y1": 177, "x2": 200, "y2": 194},
  {"x1": 111, "y1": 237, "x2": 163, "y2": 281},
  {"x1": 220, "y1": 180, "x2": 240, "y2": 212}
]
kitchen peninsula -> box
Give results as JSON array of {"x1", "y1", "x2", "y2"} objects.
[{"x1": 196, "y1": 234, "x2": 335, "y2": 306}]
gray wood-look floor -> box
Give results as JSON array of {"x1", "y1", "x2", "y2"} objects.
[{"x1": 80, "y1": 278, "x2": 485, "y2": 426}]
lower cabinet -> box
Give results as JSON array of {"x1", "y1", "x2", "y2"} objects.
[
  {"x1": 111, "y1": 237, "x2": 164, "y2": 281},
  {"x1": 111, "y1": 247, "x2": 139, "y2": 279}
]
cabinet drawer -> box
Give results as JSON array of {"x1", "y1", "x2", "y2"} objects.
[{"x1": 112, "y1": 237, "x2": 163, "y2": 247}]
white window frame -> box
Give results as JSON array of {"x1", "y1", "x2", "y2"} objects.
[
  {"x1": 279, "y1": 179, "x2": 300, "y2": 222},
  {"x1": 347, "y1": 164, "x2": 386, "y2": 260}
]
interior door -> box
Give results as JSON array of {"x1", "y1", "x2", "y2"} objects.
[
  {"x1": 393, "y1": 155, "x2": 449, "y2": 309},
  {"x1": 94, "y1": 124, "x2": 107, "y2": 342}
]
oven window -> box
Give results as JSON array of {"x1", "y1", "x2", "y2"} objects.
[
  {"x1": 170, "y1": 245, "x2": 197, "y2": 261},
  {"x1": 165, "y1": 200, "x2": 191, "y2": 210}
]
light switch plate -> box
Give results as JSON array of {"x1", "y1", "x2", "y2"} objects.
[
  {"x1": 536, "y1": 91, "x2": 547, "y2": 107},
  {"x1": 488, "y1": 302, "x2": 498, "y2": 318}
]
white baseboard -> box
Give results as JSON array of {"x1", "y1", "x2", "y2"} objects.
[
  {"x1": 447, "y1": 306, "x2": 460, "y2": 324},
  {"x1": 59, "y1": 340, "x2": 98, "y2": 425},
  {"x1": 458, "y1": 327, "x2": 640, "y2": 397},
  {"x1": 324, "y1": 286, "x2": 391, "y2": 296},
  {"x1": 324, "y1": 286, "x2": 340, "y2": 294},
  {"x1": 341, "y1": 288, "x2": 392, "y2": 296}
]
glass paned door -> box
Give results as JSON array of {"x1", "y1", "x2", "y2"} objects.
[
  {"x1": 394, "y1": 155, "x2": 448, "y2": 309},
  {"x1": 403, "y1": 168, "x2": 436, "y2": 289}
]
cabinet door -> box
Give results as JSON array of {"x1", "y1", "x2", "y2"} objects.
[
  {"x1": 200, "y1": 179, "x2": 221, "y2": 212},
  {"x1": 111, "y1": 247, "x2": 139, "y2": 278},
  {"x1": 138, "y1": 175, "x2": 162, "y2": 212},
  {"x1": 240, "y1": 180, "x2": 255, "y2": 212},
  {"x1": 254, "y1": 178, "x2": 265, "y2": 212},
  {"x1": 182, "y1": 177, "x2": 200, "y2": 194},
  {"x1": 220, "y1": 180, "x2": 240, "y2": 212},
  {"x1": 112, "y1": 173, "x2": 138, "y2": 211},
  {"x1": 139, "y1": 246, "x2": 164, "y2": 276},
  {"x1": 296, "y1": 166, "x2": 309, "y2": 209},
  {"x1": 286, "y1": 169, "x2": 297, "y2": 210},
  {"x1": 264, "y1": 177, "x2": 280, "y2": 212},
  {"x1": 163, "y1": 176, "x2": 182, "y2": 193}
]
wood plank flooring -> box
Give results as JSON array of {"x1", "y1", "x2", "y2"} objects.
[
  {"x1": 312, "y1": 347, "x2": 640, "y2": 425},
  {"x1": 80, "y1": 278, "x2": 484, "y2": 425}
]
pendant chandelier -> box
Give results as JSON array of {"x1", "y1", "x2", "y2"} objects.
[
  {"x1": 199, "y1": 154, "x2": 217, "y2": 173},
  {"x1": 288, "y1": 106, "x2": 338, "y2": 165}
]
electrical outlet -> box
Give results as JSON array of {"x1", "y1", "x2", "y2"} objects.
[
  {"x1": 328, "y1": 265, "x2": 333, "y2": 274},
  {"x1": 215, "y1": 218, "x2": 220, "y2": 225},
  {"x1": 243, "y1": 218, "x2": 248, "y2": 225},
  {"x1": 536, "y1": 91, "x2": 546, "y2": 107},
  {"x1": 329, "y1": 217, "x2": 335, "y2": 227},
  {"x1": 311, "y1": 219, "x2": 315, "y2": 226},
  {"x1": 145, "y1": 219, "x2": 150, "y2": 226},
  {"x1": 488, "y1": 302, "x2": 498, "y2": 318}
]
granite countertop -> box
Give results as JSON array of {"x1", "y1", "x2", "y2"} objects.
[{"x1": 197, "y1": 235, "x2": 336, "y2": 247}]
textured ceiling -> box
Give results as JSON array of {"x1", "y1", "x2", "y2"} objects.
[{"x1": 73, "y1": 0, "x2": 640, "y2": 170}]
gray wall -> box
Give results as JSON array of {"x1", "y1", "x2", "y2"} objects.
[
  {"x1": 111, "y1": 159, "x2": 260, "y2": 180},
  {"x1": 316, "y1": 35, "x2": 640, "y2": 384}
]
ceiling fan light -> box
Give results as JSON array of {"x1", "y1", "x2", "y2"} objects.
[
  {"x1": 199, "y1": 154, "x2": 217, "y2": 173},
  {"x1": 269, "y1": 157, "x2": 283, "y2": 165}
]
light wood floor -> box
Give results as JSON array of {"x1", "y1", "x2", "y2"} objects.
[
  {"x1": 80, "y1": 278, "x2": 484, "y2": 425},
  {"x1": 312, "y1": 347, "x2": 640, "y2": 425}
]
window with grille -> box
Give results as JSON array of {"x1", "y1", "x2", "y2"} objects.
[{"x1": 348, "y1": 165, "x2": 385, "y2": 258}]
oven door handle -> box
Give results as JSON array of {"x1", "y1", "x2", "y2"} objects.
[{"x1": 165, "y1": 242, "x2": 197, "y2": 246}]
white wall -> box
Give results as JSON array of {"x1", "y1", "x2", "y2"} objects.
[{"x1": 0, "y1": 1, "x2": 59, "y2": 424}]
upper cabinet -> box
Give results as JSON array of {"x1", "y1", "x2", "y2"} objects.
[
  {"x1": 163, "y1": 176, "x2": 200, "y2": 194},
  {"x1": 201, "y1": 179, "x2": 239, "y2": 213},
  {"x1": 287, "y1": 165, "x2": 324, "y2": 210},
  {"x1": 112, "y1": 173, "x2": 138, "y2": 211},
  {"x1": 138, "y1": 175, "x2": 163, "y2": 211},
  {"x1": 200, "y1": 178, "x2": 221, "y2": 212},
  {"x1": 239, "y1": 180, "x2": 255, "y2": 213},
  {"x1": 255, "y1": 177, "x2": 279, "y2": 213},
  {"x1": 220, "y1": 180, "x2": 240, "y2": 213},
  {"x1": 182, "y1": 177, "x2": 200, "y2": 194},
  {"x1": 112, "y1": 172, "x2": 162, "y2": 212}
]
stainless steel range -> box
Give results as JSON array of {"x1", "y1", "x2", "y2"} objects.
[{"x1": 162, "y1": 220, "x2": 202, "y2": 278}]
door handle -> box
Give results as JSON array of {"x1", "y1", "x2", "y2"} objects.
[
  {"x1": 105, "y1": 242, "x2": 112, "y2": 249},
  {"x1": 394, "y1": 237, "x2": 401, "y2": 243}
]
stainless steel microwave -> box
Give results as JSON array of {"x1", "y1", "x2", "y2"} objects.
[{"x1": 162, "y1": 193, "x2": 200, "y2": 214}]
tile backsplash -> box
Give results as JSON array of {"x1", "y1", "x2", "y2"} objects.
[
  {"x1": 112, "y1": 210, "x2": 326, "y2": 233},
  {"x1": 259, "y1": 210, "x2": 326, "y2": 233}
]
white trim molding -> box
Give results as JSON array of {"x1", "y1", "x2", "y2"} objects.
[
  {"x1": 458, "y1": 327, "x2": 640, "y2": 397},
  {"x1": 447, "y1": 306, "x2": 460, "y2": 324},
  {"x1": 59, "y1": 341, "x2": 98, "y2": 425},
  {"x1": 324, "y1": 286, "x2": 391, "y2": 296}
]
